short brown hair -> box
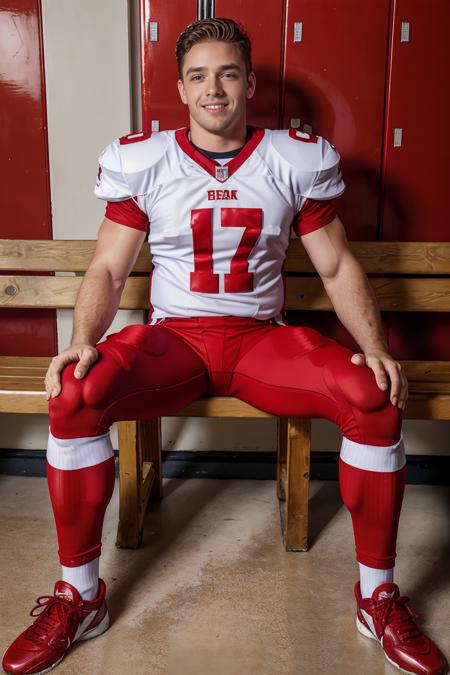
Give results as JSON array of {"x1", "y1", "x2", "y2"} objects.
[{"x1": 176, "y1": 18, "x2": 253, "y2": 79}]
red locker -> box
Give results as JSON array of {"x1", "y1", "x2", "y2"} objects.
[
  {"x1": 282, "y1": 0, "x2": 391, "y2": 344},
  {"x1": 0, "y1": 1, "x2": 56, "y2": 356},
  {"x1": 282, "y1": 0, "x2": 391, "y2": 240},
  {"x1": 140, "y1": 1, "x2": 283, "y2": 131},
  {"x1": 140, "y1": 0, "x2": 197, "y2": 131},
  {"x1": 382, "y1": 0, "x2": 450, "y2": 359},
  {"x1": 214, "y1": 0, "x2": 284, "y2": 129},
  {"x1": 381, "y1": 0, "x2": 450, "y2": 241}
]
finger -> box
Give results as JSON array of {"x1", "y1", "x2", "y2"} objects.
[
  {"x1": 74, "y1": 349, "x2": 98, "y2": 379},
  {"x1": 383, "y1": 362, "x2": 402, "y2": 405},
  {"x1": 368, "y1": 360, "x2": 389, "y2": 391},
  {"x1": 46, "y1": 351, "x2": 79, "y2": 397},
  {"x1": 351, "y1": 353, "x2": 366, "y2": 366}
]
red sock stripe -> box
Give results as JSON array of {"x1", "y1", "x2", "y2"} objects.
[
  {"x1": 46, "y1": 457, "x2": 115, "y2": 567},
  {"x1": 339, "y1": 458, "x2": 406, "y2": 569}
]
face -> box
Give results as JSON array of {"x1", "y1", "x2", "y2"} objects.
[{"x1": 177, "y1": 40, "x2": 256, "y2": 137}]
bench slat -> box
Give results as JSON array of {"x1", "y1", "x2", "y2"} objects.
[
  {"x1": 286, "y1": 278, "x2": 450, "y2": 312},
  {"x1": 286, "y1": 240, "x2": 450, "y2": 274},
  {"x1": 0, "y1": 238, "x2": 450, "y2": 275},
  {"x1": 0, "y1": 377, "x2": 47, "y2": 390},
  {"x1": 2, "y1": 276, "x2": 450, "y2": 312},
  {"x1": 0, "y1": 240, "x2": 151, "y2": 273},
  {"x1": 1, "y1": 358, "x2": 449, "y2": 384},
  {"x1": 2, "y1": 240, "x2": 450, "y2": 274},
  {"x1": 0, "y1": 356, "x2": 53, "y2": 367},
  {"x1": 1, "y1": 391, "x2": 449, "y2": 419},
  {"x1": 0, "y1": 276, "x2": 150, "y2": 309}
]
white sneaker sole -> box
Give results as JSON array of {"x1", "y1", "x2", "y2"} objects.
[
  {"x1": 356, "y1": 616, "x2": 417, "y2": 675},
  {"x1": 2, "y1": 610, "x2": 110, "y2": 675}
]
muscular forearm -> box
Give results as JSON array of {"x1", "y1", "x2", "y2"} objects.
[
  {"x1": 71, "y1": 266, "x2": 124, "y2": 346},
  {"x1": 323, "y1": 256, "x2": 388, "y2": 353}
]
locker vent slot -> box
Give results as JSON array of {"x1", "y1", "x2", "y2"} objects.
[
  {"x1": 394, "y1": 128, "x2": 403, "y2": 147},
  {"x1": 400, "y1": 22, "x2": 410, "y2": 43},
  {"x1": 294, "y1": 22, "x2": 303, "y2": 43},
  {"x1": 149, "y1": 21, "x2": 158, "y2": 42}
]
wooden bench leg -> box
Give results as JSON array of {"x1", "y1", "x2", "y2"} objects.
[
  {"x1": 276, "y1": 417, "x2": 288, "y2": 500},
  {"x1": 116, "y1": 418, "x2": 162, "y2": 549},
  {"x1": 278, "y1": 417, "x2": 311, "y2": 552}
]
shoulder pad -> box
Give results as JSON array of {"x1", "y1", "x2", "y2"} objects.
[
  {"x1": 269, "y1": 129, "x2": 345, "y2": 199},
  {"x1": 117, "y1": 131, "x2": 168, "y2": 174},
  {"x1": 94, "y1": 131, "x2": 169, "y2": 201},
  {"x1": 271, "y1": 129, "x2": 331, "y2": 171}
]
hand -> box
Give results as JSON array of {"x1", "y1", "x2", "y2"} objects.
[
  {"x1": 351, "y1": 349, "x2": 408, "y2": 411},
  {"x1": 45, "y1": 344, "x2": 99, "y2": 399}
]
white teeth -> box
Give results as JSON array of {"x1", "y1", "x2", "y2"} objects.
[{"x1": 205, "y1": 105, "x2": 225, "y2": 109}]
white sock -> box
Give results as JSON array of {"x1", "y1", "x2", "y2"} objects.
[
  {"x1": 359, "y1": 563, "x2": 394, "y2": 598},
  {"x1": 62, "y1": 558, "x2": 100, "y2": 600}
]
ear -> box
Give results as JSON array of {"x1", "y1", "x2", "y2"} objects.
[
  {"x1": 177, "y1": 78, "x2": 188, "y2": 105},
  {"x1": 246, "y1": 71, "x2": 256, "y2": 100}
]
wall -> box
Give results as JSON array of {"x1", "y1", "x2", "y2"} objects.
[{"x1": 1, "y1": 0, "x2": 449, "y2": 458}]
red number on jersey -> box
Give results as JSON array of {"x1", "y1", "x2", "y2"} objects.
[
  {"x1": 288, "y1": 129, "x2": 318, "y2": 144},
  {"x1": 190, "y1": 208, "x2": 263, "y2": 294}
]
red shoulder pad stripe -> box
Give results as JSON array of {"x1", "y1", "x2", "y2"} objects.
[
  {"x1": 119, "y1": 130, "x2": 152, "y2": 145},
  {"x1": 288, "y1": 129, "x2": 318, "y2": 144}
]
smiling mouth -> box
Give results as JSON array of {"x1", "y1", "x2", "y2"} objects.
[{"x1": 203, "y1": 103, "x2": 228, "y2": 112}]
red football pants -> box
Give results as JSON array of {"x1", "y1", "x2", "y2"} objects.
[{"x1": 48, "y1": 318, "x2": 403, "y2": 568}]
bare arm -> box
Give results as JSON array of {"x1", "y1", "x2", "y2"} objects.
[
  {"x1": 71, "y1": 218, "x2": 147, "y2": 345},
  {"x1": 301, "y1": 216, "x2": 408, "y2": 410},
  {"x1": 45, "y1": 218, "x2": 147, "y2": 398}
]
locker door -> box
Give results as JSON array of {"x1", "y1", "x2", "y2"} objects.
[
  {"x1": 0, "y1": 0, "x2": 56, "y2": 356},
  {"x1": 140, "y1": 0, "x2": 197, "y2": 131},
  {"x1": 381, "y1": 0, "x2": 450, "y2": 360},
  {"x1": 214, "y1": 0, "x2": 284, "y2": 129},
  {"x1": 381, "y1": 0, "x2": 449, "y2": 241},
  {"x1": 141, "y1": 1, "x2": 284, "y2": 131},
  {"x1": 282, "y1": 0, "x2": 391, "y2": 240},
  {"x1": 282, "y1": 0, "x2": 391, "y2": 348}
]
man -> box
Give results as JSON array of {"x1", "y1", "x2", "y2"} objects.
[{"x1": 2, "y1": 17, "x2": 447, "y2": 675}]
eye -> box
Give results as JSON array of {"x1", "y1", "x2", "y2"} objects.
[{"x1": 191, "y1": 75, "x2": 203, "y2": 81}]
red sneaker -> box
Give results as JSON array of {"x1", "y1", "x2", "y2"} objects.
[
  {"x1": 355, "y1": 582, "x2": 448, "y2": 675},
  {"x1": 2, "y1": 579, "x2": 109, "y2": 674}
]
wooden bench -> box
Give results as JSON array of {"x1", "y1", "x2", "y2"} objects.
[{"x1": 1, "y1": 239, "x2": 450, "y2": 552}]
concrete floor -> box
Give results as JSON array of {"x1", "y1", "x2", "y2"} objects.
[{"x1": 0, "y1": 475, "x2": 449, "y2": 675}]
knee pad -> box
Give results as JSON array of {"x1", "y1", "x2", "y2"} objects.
[
  {"x1": 323, "y1": 348, "x2": 391, "y2": 412},
  {"x1": 49, "y1": 362, "x2": 109, "y2": 439},
  {"x1": 323, "y1": 348, "x2": 402, "y2": 445}
]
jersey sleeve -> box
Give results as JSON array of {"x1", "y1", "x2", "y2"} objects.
[
  {"x1": 306, "y1": 139, "x2": 345, "y2": 201},
  {"x1": 292, "y1": 198, "x2": 337, "y2": 237},
  {"x1": 94, "y1": 139, "x2": 132, "y2": 201},
  {"x1": 105, "y1": 199, "x2": 149, "y2": 232}
]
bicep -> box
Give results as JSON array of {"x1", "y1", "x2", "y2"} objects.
[
  {"x1": 300, "y1": 215, "x2": 354, "y2": 281},
  {"x1": 90, "y1": 217, "x2": 148, "y2": 284}
]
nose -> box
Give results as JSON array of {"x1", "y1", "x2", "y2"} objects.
[{"x1": 205, "y1": 74, "x2": 225, "y2": 97}]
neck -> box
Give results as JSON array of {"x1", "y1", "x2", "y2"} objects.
[{"x1": 188, "y1": 119, "x2": 248, "y2": 152}]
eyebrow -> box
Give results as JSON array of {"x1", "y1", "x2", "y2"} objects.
[{"x1": 185, "y1": 64, "x2": 242, "y2": 77}]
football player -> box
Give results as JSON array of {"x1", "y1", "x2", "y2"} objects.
[{"x1": 3, "y1": 17, "x2": 447, "y2": 675}]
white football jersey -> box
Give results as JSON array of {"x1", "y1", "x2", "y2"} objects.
[{"x1": 95, "y1": 127, "x2": 345, "y2": 321}]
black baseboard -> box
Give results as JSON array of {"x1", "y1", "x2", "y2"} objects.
[{"x1": 0, "y1": 449, "x2": 449, "y2": 485}]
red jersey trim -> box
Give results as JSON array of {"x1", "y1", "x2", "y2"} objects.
[
  {"x1": 293, "y1": 198, "x2": 337, "y2": 237},
  {"x1": 105, "y1": 199, "x2": 149, "y2": 232},
  {"x1": 175, "y1": 126, "x2": 265, "y2": 182}
]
